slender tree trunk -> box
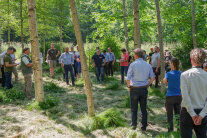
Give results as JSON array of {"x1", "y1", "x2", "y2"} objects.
[
  {"x1": 59, "y1": 0, "x2": 63, "y2": 53},
  {"x1": 0, "y1": 13, "x2": 2, "y2": 53},
  {"x1": 191, "y1": 0, "x2": 197, "y2": 48},
  {"x1": 123, "y1": 0, "x2": 129, "y2": 52},
  {"x1": 69, "y1": 0, "x2": 95, "y2": 117},
  {"x1": 43, "y1": 0, "x2": 46, "y2": 61},
  {"x1": 27, "y1": 0, "x2": 44, "y2": 102},
  {"x1": 8, "y1": 0, "x2": 10, "y2": 46},
  {"x1": 133, "y1": 0, "x2": 141, "y2": 48},
  {"x1": 20, "y1": 0, "x2": 24, "y2": 52},
  {"x1": 155, "y1": 0, "x2": 165, "y2": 93}
]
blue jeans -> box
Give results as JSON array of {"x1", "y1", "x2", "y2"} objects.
[
  {"x1": 64, "y1": 65, "x2": 75, "y2": 84},
  {"x1": 120, "y1": 66, "x2": 128, "y2": 83},
  {"x1": 5, "y1": 71, "x2": 12, "y2": 89},
  {"x1": 130, "y1": 87, "x2": 148, "y2": 128},
  {"x1": 95, "y1": 66, "x2": 104, "y2": 82}
]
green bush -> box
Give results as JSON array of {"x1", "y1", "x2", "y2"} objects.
[
  {"x1": 44, "y1": 82, "x2": 65, "y2": 93},
  {"x1": 1, "y1": 89, "x2": 25, "y2": 102}
]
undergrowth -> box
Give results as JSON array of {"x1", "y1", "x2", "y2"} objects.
[
  {"x1": 44, "y1": 82, "x2": 65, "y2": 93},
  {"x1": 104, "y1": 82, "x2": 122, "y2": 90},
  {"x1": 0, "y1": 89, "x2": 25, "y2": 103}
]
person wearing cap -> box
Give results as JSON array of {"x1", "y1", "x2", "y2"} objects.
[
  {"x1": 126, "y1": 48, "x2": 155, "y2": 131},
  {"x1": 91, "y1": 49, "x2": 106, "y2": 82},
  {"x1": 107, "y1": 47, "x2": 115, "y2": 77},
  {"x1": 165, "y1": 51, "x2": 173, "y2": 73},
  {"x1": 21, "y1": 48, "x2": 33, "y2": 99},
  {"x1": 4, "y1": 47, "x2": 18, "y2": 89},
  {"x1": 180, "y1": 48, "x2": 207, "y2": 138},
  {"x1": 10, "y1": 48, "x2": 18, "y2": 83},
  {"x1": 148, "y1": 48, "x2": 154, "y2": 64}
]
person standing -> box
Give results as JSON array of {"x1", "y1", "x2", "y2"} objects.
[
  {"x1": 120, "y1": 48, "x2": 129, "y2": 84},
  {"x1": 103, "y1": 50, "x2": 109, "y2": 76},
  {"x1": 46, "y1": 43, "x2": 60, "y2": 78},
  {"x1": 163, "y1": 58, "x2": 182, "y2": 132},
  {"x1": 91, "y1": 49, "x2": 106, "y2": 82},
  {"x1": 203, "y1": 62, "x2": 207, "y2": 72},
  {"x1": 21, "y1": 48, "x2": 33, "y2": 99},
  {"x1": 165, "y1": 51, "x2": 173, "y2": 73},
  {"x1": 151, "y1": 46, "x2": 160, "y2": 87},
  {"x1": 4, "y1": 47, "x2": 18, "y2": 89},
  {"x1": 59, "y1": 47, "x2": 75, "y2": 86},
  {"x1": 70, "y1": 46, "x2": 78, "y2": 78},
  {"x1": 75, "y1": 46, "x2": 81, "y2": 80},
  {"x1": 126, "y1": 48, "x2": 155, "y2": 131},
  {"x1": 0, "y1": 51, "x2": 7, "y2": 87},
  {"x1": 107, "y1": 47, "x2": 115, "y2": 76},
  {"x1": 148, "y1": 48, "x2": 154, "y2": 64},
  {"x1": 10, "y1": 48, "x2": 18, "y2": 83},
  {"x1": 180, "y1": 48, "x2": 207, "y2": 138}
]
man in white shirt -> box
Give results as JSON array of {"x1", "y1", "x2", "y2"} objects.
[{"x1": 180, "y1": 48, "x2": 207, "y2": 138}]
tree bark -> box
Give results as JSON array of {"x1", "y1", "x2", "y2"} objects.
[
  {"x1": 155, "y1": 0, "x2": 165, "y2": 93},
  {"x1": 20, "y1": 0, "x2": 24, "y2": 52},
  {"x1": 59, "y1": 0, "x2": 63, "y2": 54},
  {"x1": 0, "y1": 13, "x2": 2, "y2": 53},
  {"x1": 69, "y1": 0, "x2": 95, "y2": 117},
  {"x1": 133, "y1": 0, "x2": 141, "y2": 48},
  {"x1": 123, "y1": 0, "x2": 129, "y2": 52},
  {"x1": 43, "y1": 0, "x2": 46, "y2": 61},
  {"x1": 27, "y1": 0, "x2": 44, "y2": 102},
  {"x1": 8, "y1": 0, "x2": 10, "y2": 46},
  {"x1": 191, "y1": 0, "x2": 197, "y2": 48}
]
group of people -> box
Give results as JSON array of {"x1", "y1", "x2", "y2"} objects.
[{"x1": 126, "y1": 47, "x2": 207, "y2": 138}]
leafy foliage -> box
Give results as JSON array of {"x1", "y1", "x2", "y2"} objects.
[
  {"x1": 0, "y1": 89, "x2": 25, "y2": 103},
  {"x1": 44, "y1": 82, "x2": 66, "y2": 93},
  {"x1": 104, "y1": 82, "x2": 121, "y2": 90}
]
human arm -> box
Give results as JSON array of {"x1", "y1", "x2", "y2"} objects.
[
  {"x1": 91, "y1": 56, "x2": 95, "y2": 67},
  {"x1": 112, "y1": 53, "x2": 115, "y2": 65},
  {"x1": 126, "y1": 64, "x2": 133, "y2": 89},
  {"x1": 0, "y1": 51, "x2": 7, "y2": 58},
  {"x1": 56, "y1": 50, "x2": 60, "y2": 57},
  {"x1": 5, "y1": 62, "x2": 18, "y2": 67},
  {"x1": 148, "y1": 66, "x2": 155, "y2": 86},
  {"x1": 156, "y1": 58, "x2": 160, "y2": 73},
  {"x1": 163, "y1": 73, "x2": 168, "y2": 84}
]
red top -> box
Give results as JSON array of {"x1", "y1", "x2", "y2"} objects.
[{"x1": 120, "y1": 53, "x2": 129, "y2": 66}]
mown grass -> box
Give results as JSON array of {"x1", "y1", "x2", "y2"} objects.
[
  {"x1": 44, "y1": 82, "x2": 66, "y2": 93},
  {"x1": 0, "y1": 88, "x2": 25, "y2": 103}
]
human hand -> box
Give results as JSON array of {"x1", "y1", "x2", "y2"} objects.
[
  {"x1": 102, "y1": 64, "x2": 105, "y2": 67},
  {"x1": 156, "y1": 68, "x2": 158, "y2": 73},
  {"x1": 193, "y1": 115, "x2": 203, "y2": 125}
]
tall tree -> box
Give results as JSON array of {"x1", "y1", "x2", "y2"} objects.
[
  {"x1": 0, "y1": 13, "x2": 2, "y2": 53},
  {"x1": 122, "y1": 0, "x2": 129, "y2": 51},
  {"x1": 20, "y1": 0, "x2": 24, "y2": 52},
  {"x1": 155, "y1": 0, "x2": 165, "y2": 93},
  {"x1": 27, "y1": 0, "x2": 44, "y2": 102},
  {"x1": 69, "y1": 0, "x2": 95, "y2": 117},
  {"x1": 133, "y1": 0, "x2": 141, "y2": 48},
  {"x1": 191, "y1": 0, "x2": 197, "y2": 48},
  {"x1": 42, "y1": 0, "x2": 46, "y2": 61},
  {"x1": 8, "y1": 0, "x2": 10, "y2": 46},
  {"x1": 59, "y1": 0, "x2": 63, "y2": 53}
]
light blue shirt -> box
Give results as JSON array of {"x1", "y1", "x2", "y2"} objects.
[
  {"x1": 127, "y1": 58, "x2": 155, "y2": 86},
  {"x1": 103, "y1": 53, "x2": 109, "y2": 62},
  {"x1": 59, "y1": 52, "x2": 74, "y2": 65},
  {"x1": 108, "y1": 52, "x2": 115, "y2": 61}
]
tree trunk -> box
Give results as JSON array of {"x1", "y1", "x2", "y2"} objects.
[
  {"x1": 0, "y1": 13, "x2": 2, "y2": 53},
  {"x1": 27, "y1": 0, "x2": 44, "y2": 102},
  {"x1": 43, "y1": 0, "x2": 46, "y2": 61},
  {"x1": 133, "y1": 0, "x2": 141, "y2": 48},
  {"x1": 20, "y1": 0, "x2": 24, "y2": 52},
  {"x1": 69, "y1": 0, "x2": 95, "y2": 117},
  {"x1": 155, "y1": 0, "x2": 165, "y2": 93},
  {"x1": 8, "y1": 0, "x2": 10, "y2": 46},
  {"x1": 59, "y1": 0, "x2": 63, "y2": 54},
  {"x1": 123, "y1": 0, "x2": 129, "y2": 52},
  {"x1": 191, "y1": 0, "x2": 197, "y2": 48}
]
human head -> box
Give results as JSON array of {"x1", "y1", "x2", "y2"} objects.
[
  {"x1": 11, "y1": 47, "x2": 16, "y2": 54},
  {"x1": 143, "y1": 50, "x2": 146, "y2": 54},
  {"x1": 103, "y1": 50, "x2": 106, "y2": 54},
  {"x1": 96, "y1": 47, "x2": 100, "y2": 50},
  {"x1": 121, "y1": 48, "x2": 126, "y2": 54},
  {"x1": 51, "y1": 43, "x2": 55, "y2": 49},
  {"x1": 150, "y1": 48, "x2": 154, "y2": 52},
  {"x1": 170, "y1": 58, "x2": 180, "y2": 70},
  {"x1": 166, "y1": 51, "x2": 171, "y2": 57},
  {"x1": 96, "y1": 49, "x2": 101, "y2": 55},
  {"x1": 23, "y1": 48, "x2": 30, "y2": 55},
  {"x1": 76, "y1": 45, "x2": 79, "y2": 51},
  {"x1": 71, "y1": 46, "x2": 74, "y2": 52},
  {"x1": 65, "y1": 47, "x2": 69, "y2": 53},
  {"x1": 7, "y1": 46, "x2": 14, "y2": 54},
  {"x1": 133, "y1": 48, "x2": 143, "y2": 59},
  {"x1": 190, "y1": 48, "x2": 206, "y2": 66},
  {"x1": 108, "y1": 47, "x2": 111, "y2": 52},
  {"x1": 203, "y1": 62, "x2": 207, "y2": 72},
  {"x1": 154, "y1": 46, "x2": 159, "y2": 53}
]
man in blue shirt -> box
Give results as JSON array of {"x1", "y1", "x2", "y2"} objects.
[
  {"x1": 126, "y1": 48, "x2": 155, "y2": 130},
  {"x1": 103, "y1": 50, "x2": 109, "y2": 76},
  {"x1": 59, "y1": 47, "x2": 75, "y2": 86},
  {"x1": 107, "y1": 47, "x2": 115, "y2": 76}
]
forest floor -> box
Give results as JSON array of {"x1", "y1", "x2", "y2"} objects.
[{"x1": 0, "y1": 65, "x2": 181, "y2": 138}]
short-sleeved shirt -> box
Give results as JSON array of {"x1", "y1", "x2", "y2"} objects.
[
  {"x1": 108, "y1": 52, "x2": 115, "y2": 62},
  {"x1": 151, "y1": 53, "x2": 160, "y2": 68},
  {"x1": 120, "y1": 53, "x2": 129, "y2": 66},
  {"x1": 165, "y1": 70, "x2": 182, "y2": 96},
  {"x1": 47, "y1": 48, "x2": 58, "y2": 60},
  {"x1": 92, "y1": 54, "x2": 105, "y2": 67},
  {"x1": 4, "y1": 53, "x2": 13, "y2": 72},
  {"x1": 10, "y1": 54, "x2": 15, "y2": 63}
]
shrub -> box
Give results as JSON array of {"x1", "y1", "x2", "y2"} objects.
[{"x1": 44, "y1": 82, "x2": 65, "y2": 93}]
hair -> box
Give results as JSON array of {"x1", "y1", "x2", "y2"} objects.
[
  {"x1": 203, "y1": 62, "x2": 207, "y2": 69},
  {"x1": 23, "y1": 48, "x2": 30, "y2": 53},
  {"x1": 133, "y1": 48, "x2": 143, "y2": 58},
  {"x1": 121, "y1": 48, "x2": 126, "y2": 52},
  {"x1": 190, "y1": 48, "x2": 206, "y2": 65},
  {"x1": 170, "y1": 58, "x2": 180, "y2": 70},
  {"x1": 103, "y1": 50, "x2": 106, "y2": 53},
  {"x1": 7, "y1": 46, "x2": 14, "y2": 51},
  {"x1": 13, "y1": 48, "x2": 16, "y2": 52}
]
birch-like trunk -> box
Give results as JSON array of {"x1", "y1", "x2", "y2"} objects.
[
  {"x1": 27, "y1": 0, "x2": 44, "y2": 102},
  {"x1": 59, "y1": 0, "x2": 63, "y2": 54},
  {"x1": 0, "y1": 13, "x2": 2, "y2": 53},
  {"x1": 133, "y1": 0, "x2": 141, "y2": 48},
  {"x1": 43, "y1": 0, "x2": 46, "y2": 61},
  {"x1": 123, "y1": 0, "x2": 129, "y2": 51},
  {"x1": 191, "y1": 0, "x2": 197, "y2": 48},
  {"x1": 69, "y1": 0, "x2": 94, "y2": 117},
  {"x1": 20, "y1": 0, "x2": 24, "y2": 52},
  {"x1": 8, "y1": 0, "x2": 10, "y2": 46},
  {"x1": 155, "y1": 0, "x2": 165, "y2": 93}
]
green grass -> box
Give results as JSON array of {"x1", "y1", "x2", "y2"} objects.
[
  {"x1": 44, "y1": 82, "x2": 66, "y2": 93},
  {"x1": 104, "y1": 82, "x2": 122, "y2": 90},
  {"x1": 75, "y1": 78, "x2": 85, "y2": 87},
  {"x1": 0, "y1": 89, "x2": 25, "y2": 103}
]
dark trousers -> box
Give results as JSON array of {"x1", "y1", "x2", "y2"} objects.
[
  {"x1": 152, "y1": 67, "x2": 160, "y2": 87},
  {"x1": 5, "y1": 71, "x2": 12, "y2": 89},
  {"x1": 73, "y1": 63, "x2": 77, "y2": 77},
  {"x1": 104, "y1": 63, "x2": 109, "y2": 76},
  {"x1": 108, "y1": 61, "x2": 114, "y2": 76},
  {"x1": 180, "y1": 108, "x2": 207, "y2": 138},
  {"x1": 95, "y1": 66, "x2": 104, "y2": 82},
  {"x1": 120, "y1": 66, "x2": 128, "y2": 83},
  {"x1": 130, "y1": 87, "x2": 148, "y2": 128},
  {"x1": 64, "y1": 65, "x2": 75, "y2": 84},
  {"x1": 1, "y1": 66, "x2": 5, "y2": 87},
  {"x1": 166, "y1": 96, "x2": 182, "y2": 131}
]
